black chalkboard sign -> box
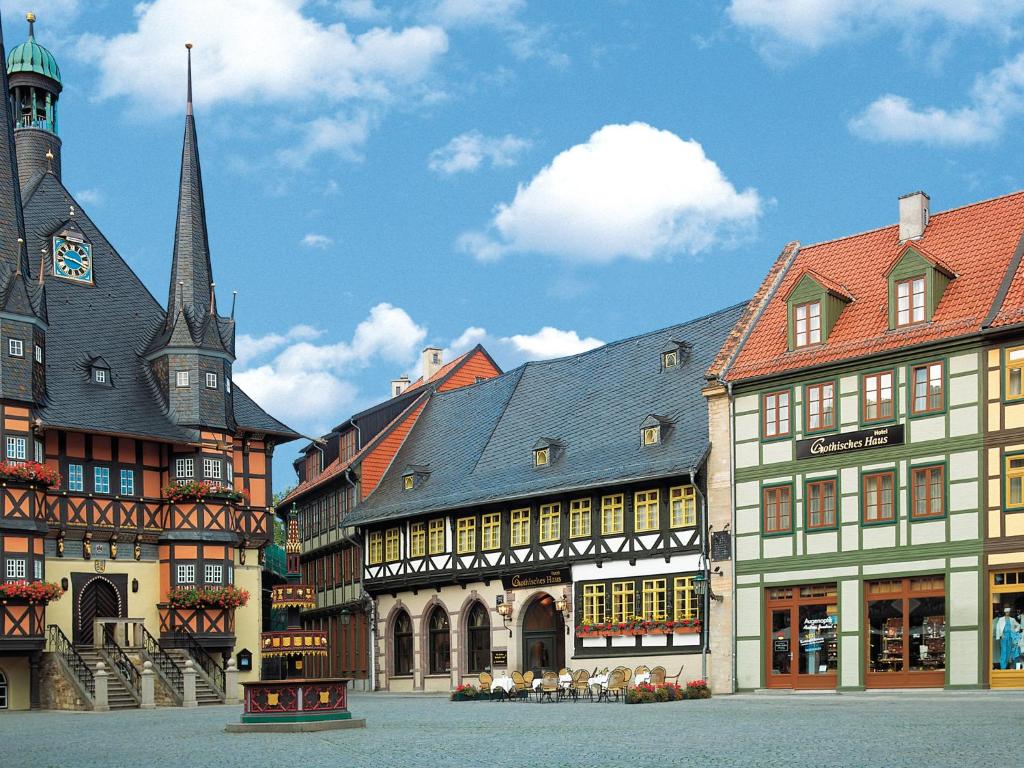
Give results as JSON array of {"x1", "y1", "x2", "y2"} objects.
[
  {"x1": 711, "y1": 530, "x2": 732, "y2": 562},
  {"x1": 773, "y1": 639, "x2": 789, "y2": 653},
  {"x1": 491, "y1": 650, "x2": 508, "y2": 668}
]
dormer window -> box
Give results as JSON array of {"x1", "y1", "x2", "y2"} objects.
[
  {"x1": 643, "y1": 427, "x2": 659, "y2": 446},
  {"x1": 662, "y1": 350, "x2": 678, "y2": 369},
  {"x1": 403, "y1": 475, "x2": 414, "y2": 490},
  {"x1": 896, "y1": 277, "x2": 925, "y2": 326},
  {"x1": 640, "y1": 414, "x2": 673, "y2": 446},
  {"x1": 793, "y1": 301, "x2": 821, "y2": 347},
  {"x1": 402, "y1": 465, "x2": 430, "y2": 491},
  {"x1": 93, "y1": 368, "x2": 107, "y2": 384},
  {"x1": 534, "y1": 447, "x2": 549, "y2": 466},
  {"x1": 533, "y1": 438, "x2": 564, "y2": 467},
  {"x1": 660, "y1": 339, "x2": 689, "y2": 371}
]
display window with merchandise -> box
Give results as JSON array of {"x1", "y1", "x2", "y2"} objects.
[
  {"x1": 865, "y1": 576, "x2": 945, "y2": 688},
  {"x1": 765, "y1": 583, "x2": 838, "y2": 689},
  {"x1": 990, "y1": 570, "x2": 1024, "y2": 687}
]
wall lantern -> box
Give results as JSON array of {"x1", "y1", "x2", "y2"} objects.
[
  {"x1": 554, "y1": 592, "x2": 570, "y2": 635},
  {"x1": 339, "y1": 608, "x2": 351, "y2": 626},
  {"x1": 131, "y1": 578, "x2": 139, "y2": 594},
  {"x1": 60, "y1": 577, "x2": 68, "y2": 591},
  {"x1": 692, "y1": 572, "x2": 707, "y2": 597},
  {"x1": 496, "y1": 597, "x2": 513, "y2": 637}
]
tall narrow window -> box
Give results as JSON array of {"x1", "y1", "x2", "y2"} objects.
[
  {"x1": 670, "y1": 485, "x2": 696, "y2": 528},
  {"x1": 794, "y1": 301, "x2": 821, "y2": 347},
  {"x1": 428, "y1": 519, "x2": 445, "y2": 554},
  {"x1": 641, "y1": 578, "x2": 667, "y2": 621},
  {"x1": 120, "y1": 469, "x2": 135, "y2": 496},
  {"x1": 175, "y1": 457, "x2": 194, "y2": 481},
  {"x1": 569, "y1": 498, "x2": 591, "y2": 538},
  {"x1": 863, "y1": 471, "x2": 896, "y2": 523},
  {"x1": 911, "y1": 362, "x2": 944, "y2": 414},
  {"x1": 763, "y1": 391, "x2": 791, "y2": 437},
  {"x1": 368, "y1": 532, "x2": 383, "y2": 565},
  {"x1": 1007, "y1": 346, "x2": 1024, "y2": 400},
  {"x1": 205, "y1": 372, "x2": 218, "y2": 389},
  {"x1": 805, "y1": 382, "x2": 835, "y2": 432},
  {"x1": 863, "y1": 371, "x2": 894, "y2": 423},
  {"x1": 896, "y1": 277, "x2": 926, "y2": 326},
  {"x1": 94, "y1": 467, "x2": 110, "y2": 494},
  {"x1": 582, "y1": 583, "x2": 605, "y2": 624},
  {"x1": 805, "y1": 479, "x2": 836, "y2": 530},
  {"x1": 409, "y1": 522, "x2": 426, "y2": 558},
  {"x1": 466, "y1": 603, "x2": 490, "y2": 674},
  {"x1": 428, "y1": 607, "x2": 451, "y2": 674},
  {"x1": 611, "y1": 581, "x2": 635, "y2": 623},
  {"x1": 68, "y1": 463, "x2": 83, "y2": 492},
  {"x1": 634, "y1": 489, "x2": 659, "y2": 532},
  {"x1": 5, "y1": 436, "x2": 25, "y2": 461},
  {"x1": 393, "y1": 611, "x2": 413, "y2": 676},
  {"x1": 385, "y1": 528, "x2": 400, "y2": 562},
  {"x1": 673, "y1": 577, "x2": 696, "y2": 622},
  {"x1": 1006, "y1": 455, "x2": 1024, "y2": 510},
  {"x1": 911, "y1": 465, "x2": 944, "y2": 519},
  {"x1": 510, "y1": 508, "x2": 531, "y2": 547},
  {"x1": 539, "y1": 503, "x2": 560, "y2": 542},
  {"x1": 601, "y1": 494, "x2": 624, "y2": 535},
  {"x1": 456, "y1": 517, "x2": 476, "y2": 554},
  {"x1": 481, "y1": 512, "x2": 500, "y2": 550},
  {"x1": 763, "y1": 485, "x2": 792, "y2": 534}
]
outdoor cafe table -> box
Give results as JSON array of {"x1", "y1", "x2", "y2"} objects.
[{"x1": 489, "y1": 676, "x2": 516, "y2": 700}]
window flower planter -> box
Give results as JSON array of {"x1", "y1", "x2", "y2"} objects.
[
  {"x1": 674, "y1": 625, "x2": 702, "y2": 634},
  {"x1": 0, "y1": 461, "x2": 60, "y2": 488},
  {"x1": 0, "y1": 580, "x2": 64, "y2": 604},
  {"x1": 163, "y1": 481, "x2": 249, "y2": 505}
]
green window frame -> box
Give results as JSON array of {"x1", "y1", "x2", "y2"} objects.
[
  {"x1": 1006, "y1": 454, "x2": 1024, "y2": 511},
  {"x1": 805, "y1": 381, "x2": 836, "y2": 433},
  {"x1": 762, "y1": 484, "x2": 793, "y2": 535}
]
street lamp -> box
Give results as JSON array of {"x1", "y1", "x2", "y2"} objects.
[
  {"x1": 496, "y1": 598, "x2": 513, "y2": 637},
  {"x1": 554, "y1": 593, "x2": 570, "y2": 635},
  {"x1": 339, "y1": 608, "x2": 351, "y2": 626}
]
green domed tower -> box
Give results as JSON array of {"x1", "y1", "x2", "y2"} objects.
[{"x1": 7, "y1": 12, "x2": 62, "y2": 184}]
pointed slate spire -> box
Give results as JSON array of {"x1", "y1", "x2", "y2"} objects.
[
  {"x1": 0, "y1": 12, "x2": 31, "y2": 280},
  {"x1": 165, "y1": 42, "x2": 215, "y2": 331}
]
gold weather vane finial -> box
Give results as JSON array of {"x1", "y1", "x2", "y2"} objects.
[
  {"x1": 185, "y1": 42, "x2": 193, "y2": 116},
  {"x1": 26, "y1": 12, "x2": 35, "y2": 38},
  {"x1": 45, "y1": 149, "x2": 53, "y2": 173}
]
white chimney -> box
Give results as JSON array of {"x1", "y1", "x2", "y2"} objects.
[
  {"x1": 899, "y1": 191, "x2": 929, "y2": 241},
  {"x1": 391, "y1": 375, "x2": 410, "y2": 398},
  {"x1": 422, "y1": 347, "x2": 443, "y2": 381}
]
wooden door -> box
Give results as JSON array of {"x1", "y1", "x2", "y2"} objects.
[{"x1": 75, "y1": 578, "x2": 121, "y2": 645}]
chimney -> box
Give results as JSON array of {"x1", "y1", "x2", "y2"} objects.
[
  {"x1": 391, "y1": 375, "x2": 410, "y2": 398},
  {"x1": 899, "y1": 191, "x2": 929, "y2": 241},
  {"x1": 422, "y1": 347, "x2": 443, "y2": 381}
]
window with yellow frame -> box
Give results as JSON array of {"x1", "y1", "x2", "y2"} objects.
[
  {"x1": 634, "y1": 489, "x2": 660, "y2": 532},
  {"x1": 368, "y1": 531, "x2": 383, "y2": 564},
  {"x1": 410, "y1": 522, "x2": 426, "y2": 558},
  {"x1": 428, "y1": 518, "x2": 445, "y2": 554},
  {"x1": 1007, "y1": 346, "x2": 1024, "y2": 400},
  {"x1": 481, "y1": 512, "x2": 500, "y2": 550},
  {"x1": 674, "y1": 577, "x2": 696, "y2": 621},
  {"x1": 670, "y1": 485, "x2": 696, "y2": 528},
  {"x1": 582, "y1": 583, "x2": 605, "y2": 624},
  {"x1": 1007, "y1": 454, "x2": 1024, "y2": 510},
  {"x1": 510, "y1": 508, "x2": 531, "y2": 547},
  {"x1": 456, "y1": 517, "x2": 476, "y2": 553},
  {"x1": 385, "y1": 528, "x2": 400, "y2": 562},
  {"x1": 539, "y1": 503, "x2": 561, "y2": 542},
  {"x1": 611, "y1": 581, "x2": 634, "y2": 623},
  {"x1": 569, "y1": 498, "x2": 591, "y2": 538},
  {"x1": 601, "y1": 494, "x2": 624, "y2": 535},
  {"x1": 641, "y1": 578, "x2": 667, "y2": 621}
]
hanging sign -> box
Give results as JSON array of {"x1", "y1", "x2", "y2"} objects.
[{"x1": 796, "y1": 424, "x2": 904, "y2": 460}]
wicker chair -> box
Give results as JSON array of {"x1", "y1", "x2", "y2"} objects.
[
  {"x1": 478, "y1": 672, "x2": 493, "y2": 691},
  {"x1": 649, "y1": 666, "x2": 667, "y2": 686},
  {"x1": 605, "y1": 669, "x2": 627, "y2": 702},
  {"x1": 633, "y1": 665, "x2": 651, "y2": 683},
  {"x1": 571, "y1": 668, "x2": 591, "y2": 702},
  {"x1": 511, "y1": 670, "x2": 528, "y2": 701},
  {"x1": 540, "y1": 670, "x2": 559, "y2": 702},
  {"x1": 523, "y1": 670, "x2": 535, "y2": 687}
]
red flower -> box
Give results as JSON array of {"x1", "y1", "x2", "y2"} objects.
[
  {"x1": 0, "y1": 580, "x2": 64, "y2": 603},
  {"x1": 167, "y1": 585, "x2": 249, "y2": 609}
]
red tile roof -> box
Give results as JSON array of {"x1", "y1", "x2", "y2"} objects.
[
  {"x1": 785, "y1": 269, "x2": 855, "y2": 302},
  {"x1": 727, "y1": 190, "x2": 1024, "y2": 382}
]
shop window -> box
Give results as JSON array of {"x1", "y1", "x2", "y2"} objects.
[
  {"x1": 1006, "y1": 455, "x2": 1024, "y2": 511},
  {"x1": 385, "y1": 528, "x2": 400, "y2": 562},
  {"x1": 481, "y1": 513, "x2": 500, "y2": 550},
  {"x1": 762, "y1": 485, "x2": 793, "y2": 535},
  {"x1": 510, "y1": 508, "x2": 530, "y2": 547},
  {"x1": 539, "y1": 503, "x2": 561, "y2": 542},
  {"x1": 601, "y1": 494, "x2": 624, "y2": 535},
  {"x1": 428, "y1": 519, "x2": 445, "y2": 554},
  {"x1": 862, "y1": 471, "x2": 895, "y2": 524},
  {"x1": 805, "y1": 479, "x2": 836, "y2": 530},
  {"x1": 582, "y1": 583, "x2": 605, "y2": 624},
  {"x1": 862, "y1": 371, "x2": 895, "y2": 423},
  {"x1": 409, "y1": 523, "x2": 425, "y2": 558},
  {"x1": 392, "y1": 611, "x2": 413, "y2": 676},
  {"x1": 866, "y1": 577, "x2": 945, "y2": 683},
  {"x1": 427, "y1": 607, "x2": 450, "y2": 674},
  {"x1": 569, "y1": 498, "x2": 591, "y2": 538},
  {"x1": 641, "y1": 578, "x2": 667, "y2": 621},
  {"x1": 673, "y1": 577, "x2": 696, "y2": 621},
  {"x1": 762, "y1": 390, "x2": 791, "y2": 438},
  {"x1": 793, "y1": 301, "x2": 821, "y2": 347},
  {"x1": 1006, "y1": 346, "x2": 1024, "y2": 400},
  {"x1": 805, "y1": 382, "x2": 835, "y2": 432},
  {"x1": 611, "y1": 581, "x2": 634, "y2": 623},
  {"x1": 991, "y1": 571, "x2": 1024, "y2": 673},
  {"x1": 466, "y1": 602, "x2": 490, "y2": 674},
  {"x1": 911, "y1": 465, "x2": 944, "y2": 519},
  {"x1": 634, "y1": 489, "x2": 659, "y2": 532},
  {"x1": 456, "y1": 517, "x2": 475, "y2": 554},
  {"x1": 670, "y1": 485, "x2": 696, "y2": 528},
  {"x1": 368, "y1": 532, "x2": 383, "y2": 565},
  {"x1": 911, "y1": 362, "x2": 944, "y2": 415}
]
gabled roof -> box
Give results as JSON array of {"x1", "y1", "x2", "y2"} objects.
[
  {"x1": 346, "y1": 303, "x2": 746, "y2": 526},
  {"x1": 884, "y1": 241, "x2": 956, "y2": 279},
  {"x1": 783, "y1": 268, "x2": 854, "y2": 303},
  {"x1": 726, "y1": 191, "x2": 1024, "y2": 382}
]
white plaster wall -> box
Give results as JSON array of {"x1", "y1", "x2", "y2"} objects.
[
  {"x1": 910, "y1": 520, "x2": 945, "y2": 546},
  {"x1": 910, "y1": 416, "x2": 945, "y2": 443},
  {"x1": 949, "y1": 406, "x2": 978, "y2": 438},
  {"x1": 762, "y1": 441, "x2": 793, "y2": 465},
  {"x1": 805, "y1": 532, "x2": 838, "y2": 555},
  {"x1": 950, "y1": 512, "x2": 979, "y2": 541},
  {"x1": 949, "y1": 630, "x2": 979, "y2": 686},
  {"x1": 736, "y1": 639, "x2": 761, "y2": 690},
  {"x1": 861, "y1": 526, "x2": 896, "y2": 550},
  {"x1": 949, "y1": 570, "x2": 979, "y2": 627},
  {"x1": 735, "y1": 441, "x2": 759, "y2": 469}
]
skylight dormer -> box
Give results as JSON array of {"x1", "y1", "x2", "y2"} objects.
[
  {"x1": 885, "y1": 243, "x2": 955, "y2": 330},
  {"x1": 640, "y1": 414, "x2": 674, "y2": 446},
  {"x1": 402, "y1": 464, "x2": 430, "y2": 491},
  {"x1": 660, "y1": 339, "x2": 690, "y2": 371},
  {"x1": 784, "y1": 270, "x2": 854, "y2": 351},
  {"x1": 533, "y1": 438, "x2": 564, "y2": 468},
  {"x1": 86, "y1": 355, "x2": 111, "y2": 387}
]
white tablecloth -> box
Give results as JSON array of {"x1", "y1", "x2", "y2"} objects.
[
  {"x1": 588, "y1": 674, "x2": 608, "y2": 688},
  {"x1": 489, "y1": 676, "x2": 515, "y2": 693},
  {"x1": 634, "y1": 673, "x2": 651, "y2": 685}
]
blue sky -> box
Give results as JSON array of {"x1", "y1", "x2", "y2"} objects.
[{"x1": 11, "y1": 0, "x2": 1024, "y2": 490}]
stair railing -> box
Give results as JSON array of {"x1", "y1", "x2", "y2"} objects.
[
  {"x1": 176, "y1": 624, "x2": 225, "y2": 695},
  {"x1": 101, "y1": 623, "x2": 141, "y2": 695},
  {"x1": 46, "y1": 624, "x2": 95, "y2": 696},
  {"x1": 140, "y1": 624, "x2": 183, "y2": 696}
]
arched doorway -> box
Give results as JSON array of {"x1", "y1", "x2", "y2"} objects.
[
  {"x1": 521, "y1": 594, "x2": 564, "y2": 676},
  {"x1": 75, "y1": 577, "x2": 122, "y2": 645}
]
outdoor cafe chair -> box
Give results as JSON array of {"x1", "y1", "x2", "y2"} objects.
[
  {"x1": 511, "y1": 670, "x2": 528, "y2": 701},
  {"x1": 478, "y1": 671, "x2": 493, "y2": 692},
  {"x1": 605, "y1": 669, "x2": 627, "y2": 702},
  {"x1": 649, "y1": 666, "x2": 667, "y2": 686},
  {"x1": 539, "y1": 671, "x2": 559, "y2": 703},
  {"x1": 571, "y1": 669, "x2": 591, "y2": 702}
]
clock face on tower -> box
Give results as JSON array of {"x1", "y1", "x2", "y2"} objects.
[{"x1": 52, "y1": 237, "x2": 93, "y2": 283}]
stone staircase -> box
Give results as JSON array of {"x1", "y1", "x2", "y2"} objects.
[
  {"x1": 75, "y1": 647, "x2": 140, "y2": 709},
  {"x1": 164, "y1": 648, "x2": 225, "y2": 705}
]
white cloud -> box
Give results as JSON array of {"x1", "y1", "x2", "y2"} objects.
[
  {"x1": 728, "y1": 0, "x2": 1024, "y2": 51},
  {"x1": 335, "y1": 0, "x2": 389, "y2": 22},
  {"x1": 236, "y1": 324, "x2": 323, "y2": 368},
  {"x1": 432, "y1": 0, "x2": 524, "y2": 27},
  {"x1": 428, "y1": 130, "x2": 531, "y2": 175},
  {"x1": 444, "y1": 324, "x2": 603, "y2": 368},
  {"x1": 427, "y1": 0, "x2": 567, "y2": 67},
  {"x1": 301, "y1": 233, "x2": 334, "y2": 248},
  {"x1": 0, "y1": 1, "x2": 81, "y2": 27},
  {"x1": 73, "y1": 188, "x2": 103, "y2": 207},
  {"x1": 277, "y1": 109, "x2": 376, "y2": 165},
  {"x1": 459, "y1": 122, "x2": 761, "y2": 264},
  {"x1": 850, "y1": 51, "x2": 1024, "y2": 145}
]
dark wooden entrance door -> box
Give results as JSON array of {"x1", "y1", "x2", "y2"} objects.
[
  {"x1": 522, "y1": 594, "x2": 564, "y2": 676},
  {"x1": 75, "y1": 578, "x2": 121, "y2": 645},
  {"x1": 765, "y1": 583, "x2": 838, "y2": 689}
]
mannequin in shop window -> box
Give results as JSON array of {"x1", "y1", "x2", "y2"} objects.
[{"x1": 994, "y1": 606, "x2": 1022, "y2": 669}]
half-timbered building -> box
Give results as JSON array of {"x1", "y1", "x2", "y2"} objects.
[
  {"x1": 0, "y1": 17, "x2": 295, "y2": 710},
  {"x1": 345, "y1": 305, "x2": 743, "y2": 693},
  {"x1": 278, "y1": 346, "x2": 500, "y2": 690}
]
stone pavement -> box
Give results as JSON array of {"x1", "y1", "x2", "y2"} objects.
[{"x1": 3, "y1": 691, "x2": 1003, "y2": 768}]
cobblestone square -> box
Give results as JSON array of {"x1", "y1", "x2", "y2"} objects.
[{"x1": 2, "y1": 692, "x2": 1003, "y2": 768}]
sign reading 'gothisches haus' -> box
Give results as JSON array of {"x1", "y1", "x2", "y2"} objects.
[{"x1": 795, "y1": 424, "x2": 904, "y2": 460}]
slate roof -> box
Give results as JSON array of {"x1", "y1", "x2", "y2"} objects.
[
  {"x1": 727, "y1": 191, "x2": 1024, "y2": 383},
  {"x1": 346, "y1": 302, "x2": 747, "y2": 526}
]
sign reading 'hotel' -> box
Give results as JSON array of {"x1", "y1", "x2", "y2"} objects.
[
  {"x1": 502, "y1": 569, "x2": 570, "y2": 590},
  {"x1": 795, "y1": 424, "x2": 904, "y2": 460}
]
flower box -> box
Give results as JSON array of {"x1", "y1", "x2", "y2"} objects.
[
  {"x1": 163, "y1": 481, "x2": 249, "y2": 505},
  {"x1": 167, "y1": 585, "x2": 250, "y2": 609},
  {"x1": 0, "y1": 580, "x2": 64, "y2": 604},
  {"x1": 674, "y1": 625, "x2": 701, "y2": 635},
  {"x1": 599, "y1": 629, "x2": 620, "y2": 637},
  {"x1": 0, "y1": 461, "x2": 60, "y2": 489},
  {"x1": 624, "y1": 628, "x2": 645, "y2": 636},
  {"x1": 577, "y1": 628, "x2": 601, "y2": 638}
]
